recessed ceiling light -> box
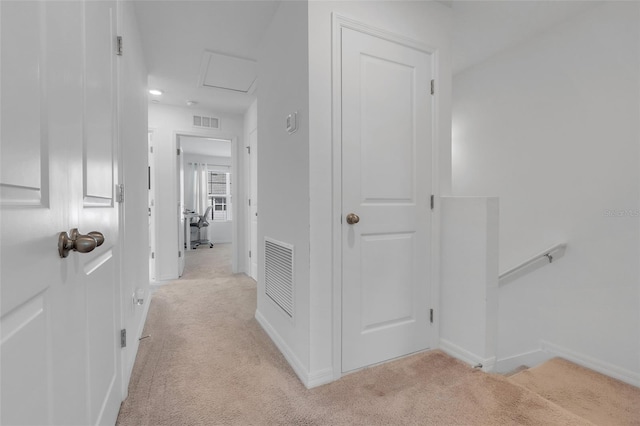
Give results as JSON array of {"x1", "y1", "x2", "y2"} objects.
[
  {"x1": 149, "y1": 89, "x2": 163, "y2": 96},
  {"x1": 186, "y1": 100, "x2": 198, "y2": 107}
]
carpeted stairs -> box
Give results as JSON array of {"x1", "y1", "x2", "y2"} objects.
[
  {"x1": 117, "y1": 244, "x2": 640, "y2": 425},
  {"x1": 507, "y1": 358, "x2": 640, "y2": 425}
]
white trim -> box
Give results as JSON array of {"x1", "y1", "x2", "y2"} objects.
[
  {"x1": 439, "y1": 339, "x2": 496, "y2": 372},
  {"x1": 256, "y1": 308, "x2": 333, "y2": 388},
  {"x1": 255, "y1": 309, "x2": 311, "y2": 387},
  {"x1": 121, "y1": 289, "x2": 152, "y2": 399},
  {"x1": 331, "y1": 13, "x2": 441, "y2": 380},
  {"x1": 148, "y1": 129, "x2": 157, "y2": 282},
  {"x1": 541, "y1": 340, "x2": 640, "y2": 387},
  {"x1": 429, "y1": 49, "x2": 442, "y2": 352},
  {"x1": 494, "y1": 349, "x2": 551, "y2": 374},
  {"x1": 307, "y1": 368, "x2": 334, "y2": 389},
  {"x1": 330, "y1": 11, "x2": 344, "y2": 383}
]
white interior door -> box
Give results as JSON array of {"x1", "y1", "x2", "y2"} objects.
[
  {"x1": 341, "y1": 27, "x2": 433, "y2": 372},
  {"x1": 249, "y1": 128, "x2": 258, "y2": 279},
  {"x1": 1, "y1": 1, "x2": 122, "y2": 424},
  {"x1": 77, "y1": 1, "x2": 122, "y2": 422}
]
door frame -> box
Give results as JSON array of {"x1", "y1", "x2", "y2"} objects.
[
  {"x1": 171, "y1": 130, "x2": 240, "y2": 273},
  {"x1": 245, "y1": 127, "x2": 258, "y2": 280},
  {"x1": 148, "y1": 129, "x2": 157, "y2": 282},
  {"x1": 330, "y1": 14, "x2": 442, "y2": 379}
]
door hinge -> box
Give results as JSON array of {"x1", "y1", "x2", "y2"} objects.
[
  {"x1": 178, "y1": 251, "x2": 182, "y2": 258},
  {"x1": 120, "y1": 329, "x2": 127, "y2": 348},
  {"x1": 249, "y1": 250, "x2": 252, "y2": 258},
  {"x1": 151, "y1": 252, "x2": 155, "y2": 259},
  {"x1": 150, "y1": 146, "x2": 154, "y2": 153},
  {"x1": 116, "y1": 36, "x2": 123, "y2": 56},
  {"x1": 430, "y1": 194, "x2": 435, "y2": 210},
  {"x1": 246, "y1": 146, "x2": 251, "y2": 154},
  {"x1": 248, "y1": 198, "x2": 251, "y2": 206},
  {"x1": 116, "y1": 184, "x2": 125, "y2": 203},
  {"x1": 430, "y1": 309, "x2": 434, "y2": 324},
  {"x1": 177, "y1": 149, "x2": 181, "y2": 156},
  {"x1": 430, "y1": 79, "x2": 435, "y2": 95}
]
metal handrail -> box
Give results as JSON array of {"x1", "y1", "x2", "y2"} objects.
[{"x1": 498, "y1": 243, "x2": 567, "y2": 286}]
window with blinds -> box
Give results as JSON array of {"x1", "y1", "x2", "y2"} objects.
[{"x1": 208, "y1": 171, "x2": 231, "y2": 221}]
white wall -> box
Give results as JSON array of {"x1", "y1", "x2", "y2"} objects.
[
  {"x1": 308, "y1": 1, "x2": 452, "y2": 381},
  {"x1": 117, "y1": 0, "x2": 149, "y2": 396},
  {"x1": 452, "y1": 2, "x2": 640, "y2": 382},
  {"x1": 440, "y1": 197, "x2": 499, "y2": 370},
  {"x1": 149, "y1": 104, "x2": 244, "y2": 279},
  {"x1": 256, "y1": 1, "x2": 452, "y2": 387},
  {"x1": 255, "y1": 1, "x2": 311, "y2": 384}
]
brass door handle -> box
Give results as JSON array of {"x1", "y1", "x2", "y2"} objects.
[
  {"x1": 346, "y1": 213, "x2": 360, "y2": 225},
  {"x1": 58, "y1": 229, "x2": 105, "y2": 258}
]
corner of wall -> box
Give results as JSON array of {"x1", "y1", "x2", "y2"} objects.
[
  {"x1": 440, "y1": 196, "x2": 499, "y2": 369},
  {"x1": 255, "y1": 309, "x2": 312, "y2": 388},
  {"x1": 256, "y1": 0, "x2": 312, "y2": 389}
]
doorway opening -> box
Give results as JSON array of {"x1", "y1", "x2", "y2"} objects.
[{"x1": 178, "y1": 135, "x2": 235, "y2": 275}]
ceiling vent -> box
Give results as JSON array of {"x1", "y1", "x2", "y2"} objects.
[
  {"x1": 264, "y1": 238, "x2": 294, "y2": 318},
  {"x1": 193, "y1": 115, "x2": 220, "y2": 130}
]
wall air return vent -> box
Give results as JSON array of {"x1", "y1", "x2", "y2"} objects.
[
  {"x1": 264, "y1": 238, "x2": 294, "y2": 318},
  {"x1": 193, "y1": 115, "x2": 220, "y2": 130}
]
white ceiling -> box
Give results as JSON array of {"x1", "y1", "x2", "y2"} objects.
[
  {"x1": 181, "y1": 136, "x2": 231, "y2": 158},
  {"x1": 133, "y1": 0, "x2": 280, "y2": 114},
  {"x1": 448, "y1": 1, "x2": 601, "y2": 74},
  {"x1": 134, "y1": 1, "x2": 600, "y2": 114}
]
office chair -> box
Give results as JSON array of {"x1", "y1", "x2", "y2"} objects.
[{"x1": 190, "y1": 205, "x2": 214, "y2": 249}]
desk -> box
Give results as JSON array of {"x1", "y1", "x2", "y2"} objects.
[{"x1": 184, "y1": 212, "x2": 198, "y2": 250}]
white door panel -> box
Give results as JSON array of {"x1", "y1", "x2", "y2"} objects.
[
  {"x1": 84, "y1": 1, "x2": 116, "y2": 204},
  {"x1": 341, "y1": 28, "x2": 433, "y2": 372},
  {"x1": 79, "y1": 2, "x2": 121, "y2": 423},
  {"x1": 1, "y1": 3, "x2": 71, "y2": 424},
  {"x1": 0, "y1": 296, "x2": 48, "y2": 426},
  {"x1": 1, "y1": 1, "x2": 122, "y2": 424}
]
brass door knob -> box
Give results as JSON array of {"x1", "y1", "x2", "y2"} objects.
[
  {"x1": 58, "y1": 229, "x2": 105, "y2": 258},
  {"x1": 346, "y1": 213, "x2": 360, "y2": 225}
]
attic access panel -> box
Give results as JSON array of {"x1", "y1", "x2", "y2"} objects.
[{"x1": 198, "y1": 51, "x2": 257, "y2": 93}]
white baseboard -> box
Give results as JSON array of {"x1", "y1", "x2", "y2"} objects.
[
  {"x1": 255, "y1": 309, "x2": 334, "y2": 389},
  {"x1": 307, "y1": 367, "x2": 334, "y2": 388},
  {"x1": 495, "y1": 349, "x2": 552, "y2": 374},
  {"x1": 439, "y1": 339, "x2": 496, "y2": 372},
  {"x1": 122, "y1": 286, "x2": 153, "y2": 400},
  {"x1": 541, "y1": 340, "x2": 640, "y2": 388}
]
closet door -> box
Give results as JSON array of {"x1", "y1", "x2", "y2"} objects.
[
  {"x1": 0, "y1": 1, "x2": 122, "y2": 424},
  {"x1": 340, "y1": 27, "x2": 434, "y2": 372}
]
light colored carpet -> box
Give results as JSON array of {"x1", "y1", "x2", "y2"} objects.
[
  {"x1": 117, "y1": 245, "x2": 626, "y2": 425},
  {"x1": 509, "y1": 358, "x2": 640, "y2": 426}
]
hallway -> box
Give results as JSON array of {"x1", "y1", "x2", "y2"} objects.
[{"x1": 116, "y1": 245, "x2": 619, "y2": 425}]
